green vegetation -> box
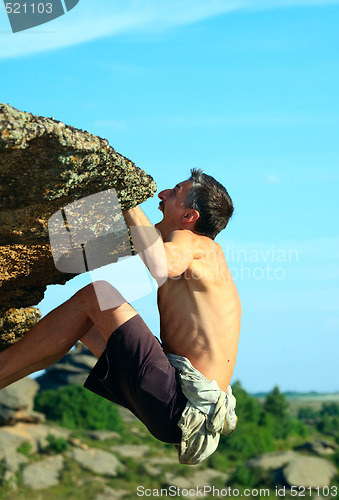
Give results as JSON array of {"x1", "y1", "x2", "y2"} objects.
[
  {"x1": 17, "y1": 441, "x2": 32, "y2": 457},
  {"x1": 44, "y1": 434, "x2": 70, "y2": 454},
  {"x1": 34, "y1": 385, "x2": 123, "y2": 432},
  {"x1": 0, "y1": 383, "x2": 336, "y2": 499},
  {"x1": 209, "y1": 382, "x2": 309, "y2": 471}
]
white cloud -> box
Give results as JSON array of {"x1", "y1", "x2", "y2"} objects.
[
  {"x1": 266, "y1": 174, "x2": 282, "y2": 184},
  {"x1": 1, "y1": 0, "x2": 339, "y2": 59}
]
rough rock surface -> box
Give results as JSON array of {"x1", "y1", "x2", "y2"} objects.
[
  {"x1": 246, "y1": 450, "x2": 299, "y2": 470},
  {"x1": 0, "y1": 427, "x2": 26, "y2": 458},
  {"x1": 283, "y1": 456, "x2": 337, "y2": 488},
  {"x1": 0, "y1": 103, "x2": 156, "y2": 350},
  {"x1": 95, "y1": 488, "x2": 129, "y2": 500},
  {"x1": 110, "y1": 444, "x2": 150, "y2": 458},
  {"x1": 36, "y1": 345, "x2": 97, "y2": 390},
  {"x1": 67, "y1": 447, "x2": 124, "y2": 477},
  {"x1": 295, "y1": 439, "x2": 337, "y2": 456},
  {"x1": 0, "y1": 377, "x2": 44, "y2": 425},
  {"x1": 22, "y1": 455, "x2": 64, "y2": 490},
  {"x1": 0, "y1": 422, "x2": 70, "y2": 454},
  {"x1": 164, "y1": 468, "x2": 229, "y2": 490},
  {"x1": 2, "y1": 450, "x2": 28, "y2": 485},
  {"x1": 89, "y1": 430, "x2": 121, "y2": 441}
]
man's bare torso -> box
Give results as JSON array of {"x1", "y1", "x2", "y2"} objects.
[{"x1": 158, "y1": 233, "x2": 241, "y2": 392}]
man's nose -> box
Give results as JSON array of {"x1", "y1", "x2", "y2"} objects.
[{"x1": 158, "y1": 189, "x2": 170, "y2": 201}]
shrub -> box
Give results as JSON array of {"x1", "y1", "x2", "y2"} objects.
[
  {"x1": 230, "y1": 463, "x2": 257, "y2": 488},
  {"x1": 45, "y1": 434, "x2": 69, "y2": 454},
  {"x1": 34, "y1": 385, "x2": 123, "y2": 432},
  {"x1": 17, "y1": 441, "x2": 32, "y2": 456},
  {"x1": 217, "y1": 382, "x2": 276, "y2": 462}
]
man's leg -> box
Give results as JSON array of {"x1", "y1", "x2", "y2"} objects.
[{"x1": 0, "y1": 281, "x2": 137, "y2": 390}]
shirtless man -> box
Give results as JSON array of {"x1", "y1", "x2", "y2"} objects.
[{"x1": 0, "y1": 168, "x2": 241, "y2": 463}]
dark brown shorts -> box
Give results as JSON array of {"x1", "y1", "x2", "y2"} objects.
[{"x1": 84, "y1": 315, "x2": 187, "y2": 443}]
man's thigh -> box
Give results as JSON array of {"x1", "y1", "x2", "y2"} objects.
[{"x1": 78, "y1": 281, "x2": 138, "y2": 346}]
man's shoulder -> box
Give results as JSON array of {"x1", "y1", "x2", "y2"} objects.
[
  {"x1": 166, "y1": 229, "x2": 195, "y2": 243},
  {"x1": 167, "y1": 230, "x2": 222, "y2": 259}
]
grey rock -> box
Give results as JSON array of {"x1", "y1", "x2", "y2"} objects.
[
  {"x1": 68, "y1": 447, "x2": 124, "y2": 477},
  {"x1": 0, "y1": 428, "x2": 26, "y2": 458},
  {"x1": 118, "y1": 406, "x2": 138, "y2": 422},
  {"x1": 68, "y1": 437, "x2": 89, "y2": 450},
  {"x1": 36, "y1": 348, "x2": 97, "y2": 390},
  {"x1": 0, "y1": 422, "x2": 70, "y2": 455},
  {"x1": 95, "y1": 487, "x2": 129, "y2": 500},
  {"x1": 164, "y1": 468, "x2": 229, "y2": 490},
  {"x1": 149, "y1": 456, "x2": 178, "y2": 465},
  {"x1": 89, "y1": 430, "x2": 121, "y2": 441},
  {"x1": 145, "y1": 455, "x2": 178, "y2": 476},
  {"x1": 0, "y1": 377, "x2": 44, "y2": 425},
  {"x1": 283, "y1": 456, "x2": 337, "y2": 488},
  {"x1": 110, "y1": 444, "x2": 149, "y2": 458},
  {"x1": 295, "y1": 440, "x2": 337, "y2": 456},
  {"x1": 2, "y1": 451, "x2": 28, "y2": 482},
  {"x1": 65, "y1": 353, "x2": 98, "y2": 370},
  {"x1": 22, "y1": 455, "x2": 64, "y2": 490},
  {"x1": 144, "y1": 463, "x2": 162, "y2": 477},
  {"x1": 23, "y1": 423, "x2": 71, "y2": 452},
  {"x1": 247, "y1": 450, "x2": 299, "y2": 470}
]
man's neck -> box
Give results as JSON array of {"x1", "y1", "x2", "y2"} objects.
[
  {"x1": 155, "y1": 220, "x2": 198, "y2": 241},
  {"x1": 154, "y1": 220, "x2": 170, "y2": 241}
]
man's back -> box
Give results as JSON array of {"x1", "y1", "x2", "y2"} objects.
[{"x1": 158, "y1": 230, "x2": 241, "y2": 391}]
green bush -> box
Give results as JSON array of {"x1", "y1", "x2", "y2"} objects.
[
  {"x1": 263, "y1": 386, "x2": 292, "y2": 439},
  {"x1": 45, "y1": 434, "x2": 69, "y2": 454},
  {"x1": 298, "y1": 406, "x2": 318, "y2": 420},
  {"x1": 34, "y1": 385, "x2": 123, "y2": 432},
  {"x1": 217, "y1": 382, "x2": 276, "y2": 462},
  {"x1": 321, "y1": 403, "x2": 339, "y2": 416},
  {"x1": 17, "y1": 441, "x2": 32, "y2": 456},
  {"x1": 317, "y1": 413, "x2": 339, "y2": 435},
  {"x1": 231, "y1": 463, "x2": 257, "y2": 488}
]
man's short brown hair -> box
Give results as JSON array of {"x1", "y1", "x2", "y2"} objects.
[{"x1": 185, "y1": 168, "x2": 234, "y2": 240}]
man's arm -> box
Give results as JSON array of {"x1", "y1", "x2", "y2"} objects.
[
  {"x1": 123, "y1": 207, "x2": 197, "y2": 280},
  {"x1": 123, "y1": 206, "x2": 154, "y2": 232},
  {"x1": 163, "y1": 230, "x2": 196, "y2": 278},
  {"x1": 123, "y1": 206, "x2": 168, "y2": 284}
]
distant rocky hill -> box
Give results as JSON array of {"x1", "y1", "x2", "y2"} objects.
[
  {"x1": 36, "y1": 344, "x2": 97, "y2": 391},
  {"x1": 0, "y1": 103, "x2": 156, "y2": 350}
]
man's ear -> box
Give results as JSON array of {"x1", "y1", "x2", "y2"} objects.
[{"x1": 182, "y1": 209, "x2": 200, "y2": 224}]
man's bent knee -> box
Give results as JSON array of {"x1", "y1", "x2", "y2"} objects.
[{"x1": 79, "y1": 281, "x2": 126, "y2": 313}]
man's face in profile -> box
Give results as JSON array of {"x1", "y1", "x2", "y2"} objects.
[{"x1": 156, "y1": 179, "x2": 193, "y2": 226}]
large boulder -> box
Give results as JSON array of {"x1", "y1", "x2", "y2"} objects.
[
  {"x1": 36, "y1": 345, "x2": 97, "y2": 390},
  {"x1": 0, "y1": 377, "x2": 44, "y2": 425},
  {"x1": 67, "y1": 447, "x2": 124, "y2": 477},
  {"x1": 283, "y1": 456, "x2": 337, "y2": 488},
  {"x1": 0, "y1": 103, "x2": 156, "y2": 350},
  {"x1": 22, "y1": 455, "x2": 64, "y2": 490},
  {"x1": 295, "y1": 439, "x2": 337, "y2": 456},
  {"x1": 246, "y1": 450, "x2": 299, "y2": 471}
]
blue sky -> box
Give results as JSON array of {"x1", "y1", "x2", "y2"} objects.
[{"x1": 1, "y1": 0, "x2": 338, "y2": 393}]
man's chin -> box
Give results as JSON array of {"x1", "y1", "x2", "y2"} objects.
[{"x1": 155, "y1": 220, "x2": 164, "y2": 231}]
